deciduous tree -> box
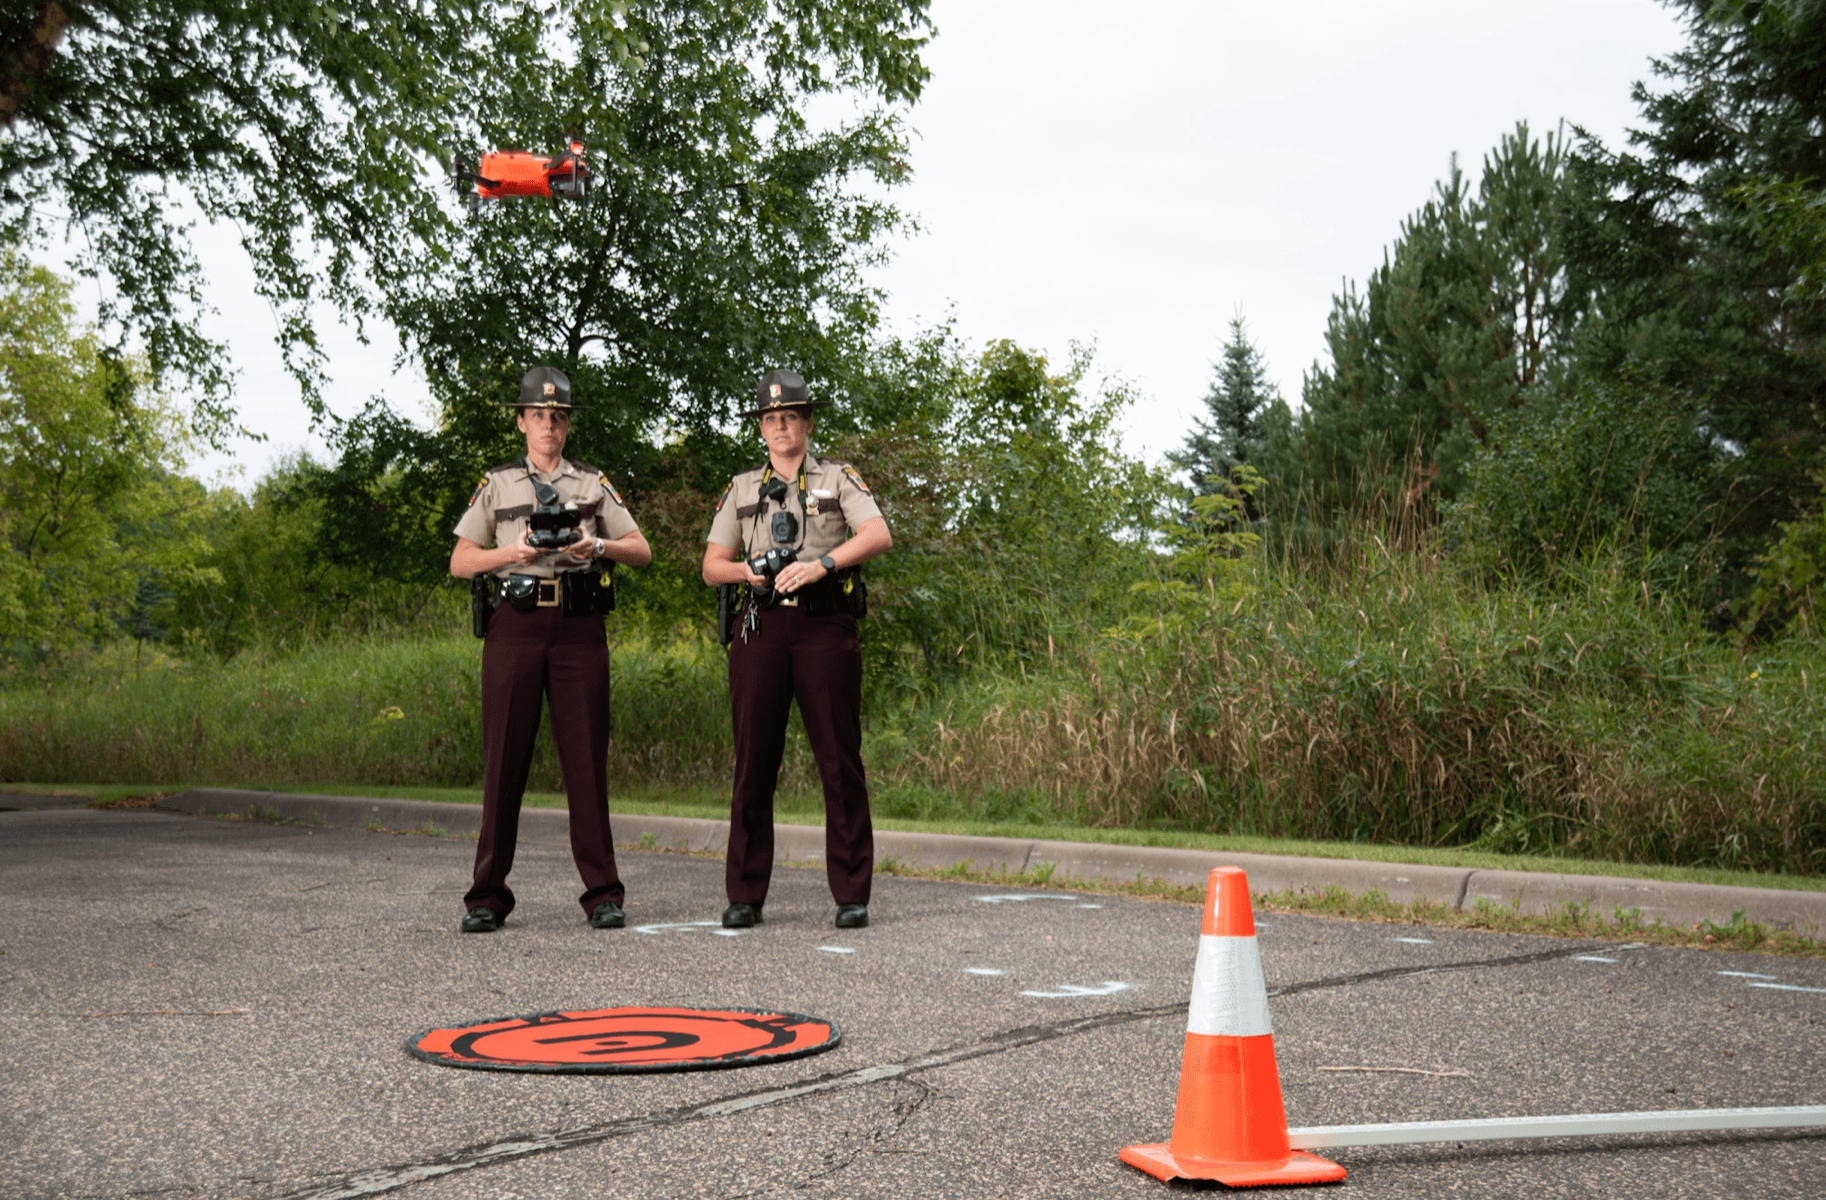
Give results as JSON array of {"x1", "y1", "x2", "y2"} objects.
[
  {"x1": 0, "y1": 0, "x2": 590, "y2": 438},
  {"x1": 330, "y1": 0, "x2": 934, "y2": 585},
  {"x1": 0, "y1": 248, "x2": 213, "y2": 645}
]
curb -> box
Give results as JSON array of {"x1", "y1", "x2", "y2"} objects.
[{"x1": 161, "y1": 788, "x2": 1826, "y2": 941}]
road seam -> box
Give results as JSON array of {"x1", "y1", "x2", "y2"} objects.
[{"x1": 270, "y1": 942, "x2": 1639, "y2": 1200}]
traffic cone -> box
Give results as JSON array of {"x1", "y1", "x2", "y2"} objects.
[{"x1": 1120, "y1": 866, "x2": 1347, "y2": 1186}]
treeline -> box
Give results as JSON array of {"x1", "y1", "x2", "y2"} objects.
[
  {"x1": 0, "y1": 268, "x2": 1164, "y2": 688},
  {"x1": 1182, "y1": 2, "x2": 1825, "y2": 633},
  {"x1": 6, "y1": 0, "x2": 1820, "y2": 658},
  {"x1": 2, "y1": 0, "x2": 1822, "y2": 874}
]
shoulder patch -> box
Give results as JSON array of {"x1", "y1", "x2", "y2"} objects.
[
  {"x1": 466, "y1": 476, "x2": 488, "y2": 508},
  {"x1": 599, "y1": 474, "x2": 624, "y2": 506},
  {"x1": 841, "y1": 464, "x2": 872, "y2": 495},
  {"x1": 714, "y1": 479, "x2": 736, "y2": 513}
]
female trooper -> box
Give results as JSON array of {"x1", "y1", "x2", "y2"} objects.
[
  {"x1": 449, "y1": 366, "x2": 652, "y2": 934},
  {"x1": 701, "y1": 369, "x2": 892, "y2": 930}
]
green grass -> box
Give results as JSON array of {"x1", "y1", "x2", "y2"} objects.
[
  {"x1": 9, "y1": 778, "x2": 1821, "y2": 896},
  {"x1": 866, "y1": 544, "x2": 1824, "y2": 877},
  {"x1": 4, "y1": 530, "x2": 1820, "y2": 882},
  {"x1": 0, "y1": 634, "x2": 778, "y2": 795},
  {"x1": 20, "y1": 778, "x2": 1821, "y2": 957}
]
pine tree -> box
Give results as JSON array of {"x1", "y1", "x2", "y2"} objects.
[
  {"x1": 1566, "y1": 0, "x2": 1826, "y2": 586},
  {"x1": 1293, "y1": 123, "x2": 1588, "y2": 517},
  {"x1": 1172, "y1": 315, "x2": 1277, "y2": 499}
]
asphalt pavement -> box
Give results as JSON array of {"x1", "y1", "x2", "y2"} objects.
[
  {"x1": 162, "y1": 788, "x2": 1826, "y2": 940},
  {"x1": 2, "y1": 791, "x2": 1823, "y2": 1200}
]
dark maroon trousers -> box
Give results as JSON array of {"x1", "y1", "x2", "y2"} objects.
[
  {"x1": 464, "y1": 604, "x2": 623, "y2": 919},
  {"x1": 726, "y1": 604, "x2": 873, "y2": 907}
]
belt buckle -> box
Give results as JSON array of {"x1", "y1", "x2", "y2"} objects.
[
  {"x1": 537, "y1": 580, "x2": 561, "y2": 607},
  {"x1": 776, "y1": 595, "x2": 800, "y2": 608}
]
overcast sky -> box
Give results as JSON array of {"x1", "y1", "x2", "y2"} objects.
[{"x1": 162, "y1": 0, "x2": 1691, "y2": 485}]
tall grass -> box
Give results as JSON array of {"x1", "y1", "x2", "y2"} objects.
[
  {"x1": 4, "y1": 534, "x2": 1820, "y2": 877},
  {"x1": 876, "y1": 539, "x2": 1823, "y2": 876},
  {"x1": 0, "y1": 633, "x2": 822, "y2": 797}
]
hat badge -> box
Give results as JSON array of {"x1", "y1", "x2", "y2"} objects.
[
  {"x1": 769, "y1": 384, "x2": 782, "y2": 399},
  {"x1": 543, "y1": 382, "x2": 556, "y2": 397}
]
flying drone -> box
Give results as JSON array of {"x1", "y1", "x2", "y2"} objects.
[{"x1": 452, "y1": 139, "x2": 591, "y2": 214}]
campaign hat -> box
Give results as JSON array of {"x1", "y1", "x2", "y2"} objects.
[
  {"x1": 508, "y1": 365, "x2": 583, "y2": 409},
  {"x1": 736, "y1": 368, "x2": 832, "y2": 418}
]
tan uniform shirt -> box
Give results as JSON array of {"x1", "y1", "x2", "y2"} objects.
[
  {"x1": 453, "y1": 456, "x2": 639, "y2": 579},
  {"x1": 707, "y1": 455, "x2": 883, "y2": 562}
]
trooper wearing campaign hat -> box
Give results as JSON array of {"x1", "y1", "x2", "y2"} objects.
[
  {"x1": 702, "y1": 367, "x2": 893, "y2": 930},
  {"x1": 735, "y1": 367, "x2": 832, "y2": 417},
  {"x1": 449, "y1": 366, "x2": 652, "y2": 934},
  {"x1": 519, "y1": 365, "x2": 574, "y2": 408}
]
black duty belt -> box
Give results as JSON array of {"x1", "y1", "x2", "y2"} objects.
[
  {"x1": 503, "y1": 575, "x2": 562, "y2": 608},
  {"x1": 499, "y1": 570, "x2": 617, "y2": 618},
  {"x1": 475, "y1": 570, "x2": 615, "y2": 638}
]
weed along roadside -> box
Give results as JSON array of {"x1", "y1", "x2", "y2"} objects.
[
  {"x1": 4, "y1": 596, "x2": 1822, "y2": 887},
  {"x1": 123, "y1": 787, "x2": 1826, "y2": 957}
]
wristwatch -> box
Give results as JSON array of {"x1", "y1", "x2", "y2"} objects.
[{"x1": 819, "y1": 555, "x2": 836, "y2": 572}]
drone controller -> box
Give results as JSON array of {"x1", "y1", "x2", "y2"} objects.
[{"x1": 527, "y1": 480, "x2": 583, "y2": 550}]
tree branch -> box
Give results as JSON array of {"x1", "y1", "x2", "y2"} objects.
[{"x1": 1, "y1": 1, "x2": 74, "y2": 126}]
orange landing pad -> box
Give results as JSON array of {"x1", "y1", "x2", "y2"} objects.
[{"x1": 408, "y1": 1005, "x2": 841, "y2": 1074}]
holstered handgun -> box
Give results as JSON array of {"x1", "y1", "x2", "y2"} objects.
[
  {"x1": 470, "y1": 573, "x2": 494, "y2": 639},
  {"x1": 717, "y1": 582, "x2": 739, "y2": 647}
]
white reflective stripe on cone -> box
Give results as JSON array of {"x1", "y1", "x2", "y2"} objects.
[{"x1": 1187, "y1": 935, "x2": 1273, "y2": 1038}]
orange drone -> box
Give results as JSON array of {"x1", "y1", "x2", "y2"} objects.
[{"x1": 452, "y1": 139, "x2": 590, "y2": 213}]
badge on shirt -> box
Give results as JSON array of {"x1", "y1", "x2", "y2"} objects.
[
  {"x1": 466, "y1": 476, "x2": 487, "y2": 507},
  {"x1": 599, "y1": 475, "x2": 624, "y2": 506},
  {"x1": 840, "y1": 465, "x2": 871, "y2": 494}
]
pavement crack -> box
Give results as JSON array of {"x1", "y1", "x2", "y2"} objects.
[
  {"x1": 719, "y1": 1075, "x2": 934, "y2": 1199},
  {"x1": 810, "y1": 1076, "x2": 935, "y2": 1188},
  {"x1": 1268, "y1": 940, "x2": 1644, "y2": 1000},
  {"x1": 153, "y1": 907, "x2": 207, "y2": 929},
  {"x1": 270, "y1": 942, "x2": 1640, "y2": 1200},
  {"x1": 270, "y1": 1005, "x2": 1183, "y2": 1200}
]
